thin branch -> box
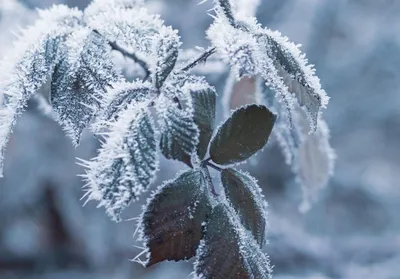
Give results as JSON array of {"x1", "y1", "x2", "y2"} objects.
[
  {"x1": 93, "y1": 30, "x2": 151, "y2": 80},
  {"x1": 205, "y1": 161, "x2": 223, "y2": 172},
  {"x1": 181, "y1": 47, "x2": 217, "y2": 72},
  {"x1": 201, "y1": 164, "x2": 219, "y2": 197}
]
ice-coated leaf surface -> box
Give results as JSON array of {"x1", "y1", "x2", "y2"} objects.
[
  {"x1": 191, "y1": 86, "x2": 216, "y2": 159},
  {"x1": 215, "y1": 0, "x2": 236, "y2": 26},
  {"x1": 152, "y1": 26, "x2": 180, "y2": 89},
  {"x1": 93, "y1": 80, "x2": 154, "y2": 131},
  {"x1": 158, "y1": 95, "x2": 199, "y2": 167},
  {"x1": 139, "y1": 169, "x2": 211, "y2": 266},
  {"x1": 81, "y1": 105, "x2": 157, "y2": 221},
  {"x1": 0, "y1": 5, "x2": 83, "y2": 176},
  {"x1": 221, "y1": 168, "x2": 267, "y2": 246},
  {"x1": 260, "y1": 83, "x2": 335, "y2": 211},
  {"x1": 194, "y1": 204, "x2": 272, "y2": 279},
  {"x1": 210, "y1": 104, "x2": 276, "y2": 165},
  {"x1": 207, "y1": 3, "x2": 329, "y2": 131},
  {"x1": 51, "y1": 28, "x2": 120, "y2": 145}
]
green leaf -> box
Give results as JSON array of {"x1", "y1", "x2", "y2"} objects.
[
  {"x1": 153, "y1": 28, "x2": 179, "y2": 89},
  {"x1": 221, "y1": 168, "x2": 267, "y2": 247},
  {"x1": 159, "y1": 100, "x2": 199, "y2": 167},
  {"x1": 191, "y1": 87, "x2": 216, "y2": 159},
  {"x1": 264, "y1": 34, "x2": 323, "y2": 131},
  {"x1": 81, "y1": 107, "x2": 158, "y2": 221},
  {"x1": 140, "y1": 170, "x2": 211, "y2": 266},
  {"x1": 210, "y1": 104, "x2": 276, "y2": 165},
  {"x1": 194, "y1": 204, "x2": 272, "y2": 279},
  {"x1": 99, "y1": 81, "x2": 153, "y2": 123},
  {"x1": 51, "y1": 30, "x2": 119, "y2": 146}
]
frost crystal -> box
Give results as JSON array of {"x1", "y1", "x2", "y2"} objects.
[
  {"x1": 207, "y1": 2, "x2": 329, "y2": 131},
  {"x1": 194, "y1": 204, "x2": 272, "y2": 279},
  {"x1": 51, "y1": 28, "x2": 120, "y2": 145},
  {"x1": 93, "y1": 80, "x2": 155, "y2": 131},
  {"x1": 260, "y1": 82, "x2": 335, "y2": 211},
  {"x1": 0, "y1": 5, "x2": 83, "y2": 176},
  {"x1": 80, "y1": 104, "x2": 158, "y2": 221}
]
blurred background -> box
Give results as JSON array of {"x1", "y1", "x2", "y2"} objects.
[{"x1": 0, "y1": 0, "x2": 399, "y2": 278}]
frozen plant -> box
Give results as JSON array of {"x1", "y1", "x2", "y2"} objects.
[{"x1": 0, "y1": 0, "x2": 334, "y2": 277}]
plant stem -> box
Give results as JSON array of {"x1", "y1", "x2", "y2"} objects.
[
  {"x1": 201, "y1": 165, "x2": 218, "y2": 197},
  {"x1": 180, "y1": 47, "x2": 217, "y2": 72},
  {"x1": 205, "y1": 161, "x2": 223, "y2": 172},
  {"x1": 93, "y1": 30, "x2": 151, "y2": 80}
]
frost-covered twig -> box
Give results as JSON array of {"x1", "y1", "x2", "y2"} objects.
[
  {"x1": 93, "y1": 29, "x2": 150, "y2": 80},
  {"x1": 180, "y1": 47, "x2": 217, "y2": 72}
]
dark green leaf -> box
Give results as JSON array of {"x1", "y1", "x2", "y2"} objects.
[
  {"x1": 210, "y1": 104, "x2": 276, "y2": 165},
  {"x1": 221, "y1": 168, "x2": 267, "y2": 246},
  {"x1": 194, "y1": 204, "x2": 272, "y2": 279},
  {"x1": 191, "y1": 87, "x2": 216, "y2": 159},
  {"x1": 100, "y1": 82, "x2": 153, "y2": 123},
  {"x1": 153, "y1": 30, "x2": 179, "y2": 89},
  {"x1": 266, "y1": 35, "x2": 322, "y2": 130},
  {"x1": 51, "y1": 31, "x2": 119, "y2": 146},
  {"x1": 140, "y1": 170, "x2": 211, "y2": 266},
  {"x1": 159, "y1": 101, "x2": 199, "y2": 167},
  {"x1": 82, "y1": 107, "x2": 158, "y2": 221}
]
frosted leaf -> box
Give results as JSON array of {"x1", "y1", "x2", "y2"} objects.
[
  {"x1": 297, "y1": 115, "x2": 336, "y2": 212},
  {"x1": 258, "y1": 30, "x2": 329, "y2": 131},
  {"x1": 157, "y1": 92, "x2": 199, "y2": 167},
  {"x1": 260, "y1": 83, "x2": 335, "y2": 210},
  {"x1": 207, "y1": 7, "x2": 329, "y2": 131},
  {"x1": 151, "y1": 26, "x2": 180, "y2": 89},
  {"x1": 85, "y1": 3, "x2": 163, "y2": 61},
  {"x1": 194, "y1": 204, "x2": 272, "y2": 279},
  {"x1": 138, "y1": 169, "x2": 211, "y2": 266},
  {"x1": 190, "y1": 85, "x2": 216, "y2": 160},
  {"x1": 0, "y1": 5, "x2": 83, "y2": 176},
  {"x1": 210, "y1": 104, "x2": 276, "y2": 165},
  {"x1": 93, "y1": 80, "x2": 155, "y2": 131},
  {"x1": 207, "y1": 19, "x2": 259, "y2": 77},
  {"x1": 51, "y1": 28, "x2": 120, "y2": 146},
  {"x1": 80, "y1": 104, "x2": 157, "y2": 221},
  {"x1": 221, "y1": 168, "x2": 268, "y2": 247},
  {"x1": 214, "y1": 0, "x2": 236, "y2": 26}
]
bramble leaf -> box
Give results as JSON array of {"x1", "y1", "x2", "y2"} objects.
[
  {"x1": 159, "y1": 97, "x2": 199, "y2": 167},
  {"x1": 191, "y1": 86, "x2": 216, "y2": 159},
  {"x1": 139, "y1": 169, "x2": 211, "y2": 266},
  {"x1": 221, "y1": 168, "x2": 267, "y2": 246},
  {"x1": 152, "y1": 27, "x2": 180, "y2": 89},
  {"x1": 194, "y1": 204, "x2": 272, "y2": 279},
  {"x1": 210, "y1": 104, "x2": 276, "y2": 165},
  {"x1": 81, "y1": 105, "x2": 157, "y2": 221},
  {"x1": 51, "y1": 29, "x2": 120, "y2": 145},
  {"x1": 93, "y1": 81, "x2": 154, "y2": 131}
]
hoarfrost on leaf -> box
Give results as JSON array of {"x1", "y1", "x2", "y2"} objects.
[
  {"x1": 80, "y1": 104, "x2": 158, "y2": 221},
  {"x1": 157, "y1": 86, "x2": 200, "y2": 167},
  {"x1": 207, "y1": 2, "x2": 329, "y2": 131},
  {"x1": 0, "y1": 5, "x2": 83, "y2": 176},
  {"x1": 194, "y1": 204, "x2": 272, "y2": 279},
  {"x1": 93, "y1": 80, "x2": 155, "y2": 131},
  {"x1": 151, "y1": 26, "x2": 180, "y2": 89},
  {"x1": 259, "y1": 83, "x2": 335, "y2": 211},
  {"x1": 209, "y1": 104, "x2": 276, "y2": 165},
  {"x1": 139, "y1": 169, "x2": 211, "y2": 266},
  {"x1": 51, "y1": 28, "x2": 120, "y2": 145},
  {"x1": 221, "y1": 168, "x2": 268, "y2": 247}
]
